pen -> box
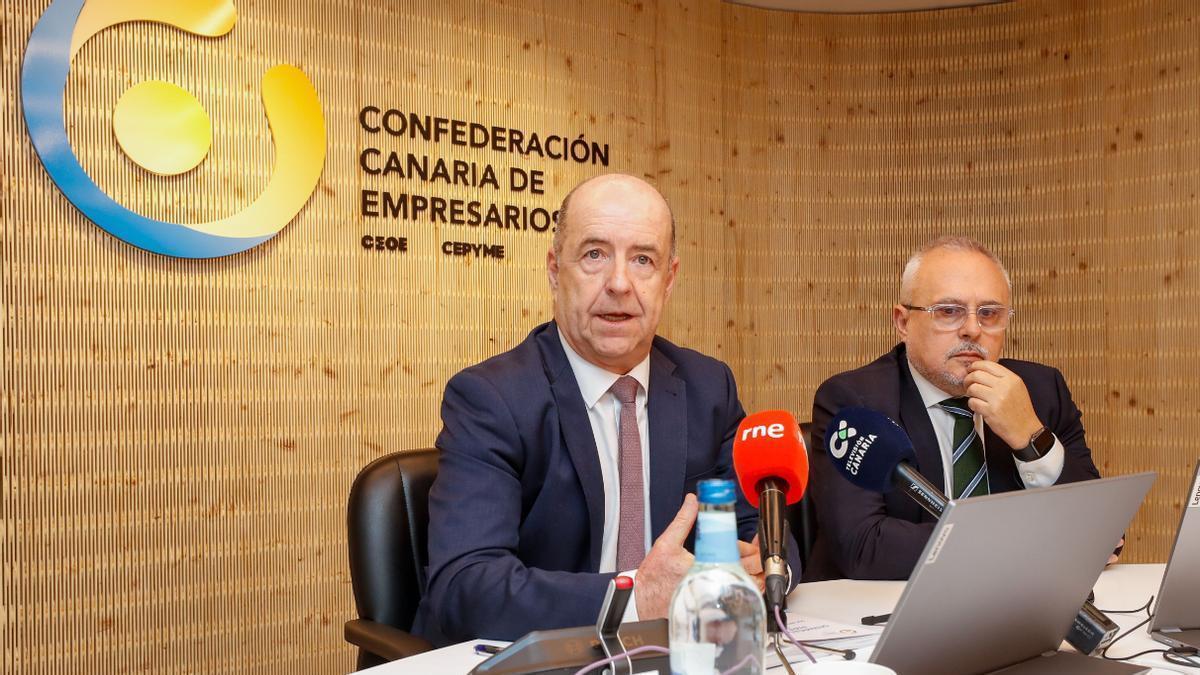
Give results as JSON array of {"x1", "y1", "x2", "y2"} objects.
[
  {"x1": 861, "y1": 613, "x2": 890, "y2": 626},
  {"x1": 474, "y1": 644, "x2": 504, "y2": 656}
]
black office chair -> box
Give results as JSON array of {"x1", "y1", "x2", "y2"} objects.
[
  {"x1": 344, "y1": 448, "x2": 439, "y2": 669},
  {"x1": 787, "y1": 422, "x2": 818, "y2": 568}
]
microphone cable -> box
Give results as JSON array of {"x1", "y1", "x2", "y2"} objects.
[
  {"x1": 571, "y1": 644, "x2": 774, "y2": 675},
  {"x1": 1097, "y1": 595, "x2": 1200, "y2": 669},
  {"x1": 572, "y1": 645, "x2": 668, "y2": 675},
  {"x1": 773, "y1": 605, "x2": 818, "y2": 665}
]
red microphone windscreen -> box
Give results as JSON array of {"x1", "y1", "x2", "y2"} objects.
[{"x1": 732, "y1": 410, "x2": 809, "y2": 507}]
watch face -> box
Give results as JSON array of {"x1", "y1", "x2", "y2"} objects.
[{"x1": 1032, "y1": 428, "x2": 1055, "y2": 454}]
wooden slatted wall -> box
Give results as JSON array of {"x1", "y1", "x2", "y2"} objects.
[{"x1": 2, "y1": 0, "x2": 1196, "y2": 671}]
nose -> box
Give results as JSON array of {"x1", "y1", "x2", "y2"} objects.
[
  {"x1": 605, "y1": 260, "x2": 632, "y2": 295},
  {"x1": 959, "y1": 310, "x2": 983, "y2": 339}
]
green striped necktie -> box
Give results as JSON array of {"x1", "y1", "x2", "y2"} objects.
[{"x1": 937, "y1": 397, "x2": 990, "y2": 499}]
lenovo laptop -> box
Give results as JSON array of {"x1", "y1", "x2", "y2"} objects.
[
  {"x1": 870, "y1": 472, "x2": 1156, "y2": 675},
  {"x1": 1149, "y1": 459, "x2": 1200, "y2": 651}
]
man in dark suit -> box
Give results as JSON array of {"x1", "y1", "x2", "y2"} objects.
[
  {"x1": 413, "y1": 174, "x2": 796, "y2": 645},
  {"x1": 806, "y1": 236, "x2": 1105, "y2": 581}
]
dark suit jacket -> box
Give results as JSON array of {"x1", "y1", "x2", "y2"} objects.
[
  {"x1": 805, "y1": 343, "x2": 1100, "y2": 582},
  {"x1": 412, "y1": 322, "x2": 798, "y2": 645}
]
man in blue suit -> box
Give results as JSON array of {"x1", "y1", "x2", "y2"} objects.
[
  {"x1": 413, "y1": 174, "x2": 795, "y2": 645},
  {"x1": 805, "y1": 236, "x2": 1107, "y2": 581}
]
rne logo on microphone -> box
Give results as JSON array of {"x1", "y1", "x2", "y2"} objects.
[
  {"x1": 741, "y1": 423, "x2": 786, "y2": 441},
  {"x1": 22, "y1": 0, "x2": 327, "y2": 259},
  {"x1": 829, "y1": 420, "x2": 857, "y2": 459}
]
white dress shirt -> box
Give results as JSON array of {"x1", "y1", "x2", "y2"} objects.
[
  {"x1": 558, "y1": 333, "x2": 652, "y2": 620},
  {"x1": 907, "y1": 361, "x2": 1064, "y2": 492}
]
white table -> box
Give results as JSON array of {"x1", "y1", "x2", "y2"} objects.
[
  {"x1": 357, "y1": 638, "x2": 510, "y2": 674},
  {"x1": 788, "y1": 563, "x2": 1182, "y2": 674},
  {"x1": 1087, "y1": 564, "x2": 1182, "y2": 674},
  {"x1": 361, "y1": 564, "x2": 1185, "y2": 674}
]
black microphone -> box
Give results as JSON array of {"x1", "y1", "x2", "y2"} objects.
[
  {"x1": 824, "y1": 407, "x2": 946, "y2": 515},
  {"x1": 823, "y1": 406, "x2": 1118, "y2": 655}
]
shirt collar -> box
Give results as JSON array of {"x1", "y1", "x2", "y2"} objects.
[
  {"x1": 558, "y1": 330, "x2": 651, "y2": 409},
  {"x1": 907, "y1": 357, "x2": 958, "y2": 411}
]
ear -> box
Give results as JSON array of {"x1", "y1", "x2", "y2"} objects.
[
  {"x1": 893, "y1": 304, "x2": 910, "y2": 341},
  {"x1": 663, "y1": 255, "x2": 680, "y2": 301},
  {"x1": 546, "y1": 246, "x2": 559, "y2": 292}
]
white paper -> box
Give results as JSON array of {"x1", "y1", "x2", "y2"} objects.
[
  {"x1": 784, "y1": 614, "x2": 883, "y2": 642},
  {"x1": 765, "y1": 615, "x2": 884, "y2": 670}
]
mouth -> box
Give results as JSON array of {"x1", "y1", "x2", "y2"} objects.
[
  {"x1": 950, "y1": 352, "x2": 983, "y2": 362},
  {"x1": 596, "y1": 313, "x2": 636, "y2": 324}
]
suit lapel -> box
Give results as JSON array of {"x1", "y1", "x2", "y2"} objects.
[
  {"x1": 647, "y1": 344, "x2": 686, "y2": 540},
  {"x1": 895, "y1": 350, "x2": 946, "y2": 494},
  {"x1": 537, "y1": 323, "x2": 607, "y2": 570}
]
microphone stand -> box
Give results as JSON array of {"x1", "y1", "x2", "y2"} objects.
[{"x1": 757, "y1": 477, "x2": 790, "y2": 636}]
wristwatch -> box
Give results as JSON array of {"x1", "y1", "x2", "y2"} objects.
[{"x1": 1014, "y1": 425, "x2": 1055, "y2": 462}]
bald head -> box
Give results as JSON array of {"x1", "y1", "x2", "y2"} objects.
[
  {"x1": 546, "y1": 173, "x2": 681, "y2": 374},
  {"x1": 900, "y1": 235, "x2": 1010, "y2": 304},
  {"x1": 554, "y1": 174, "x2": 677, "y2": 259}
]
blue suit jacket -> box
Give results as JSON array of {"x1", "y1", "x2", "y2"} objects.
[
  {"x1": 805, "y1": 343, "x2": 1100, "y2": 581},
  {"x1": 413, "y1": 322, "x2": 796, "y2": 645}
]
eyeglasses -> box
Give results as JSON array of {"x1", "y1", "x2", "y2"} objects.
[{"x1": 902, "y1": 303, "x2": 1015, "y2": 332}]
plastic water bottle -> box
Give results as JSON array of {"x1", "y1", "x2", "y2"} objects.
[{"x1": 669, "y1": 479, "x2": 766, "y2": 675}]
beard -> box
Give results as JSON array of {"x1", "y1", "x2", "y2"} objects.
[{"x1": 912, "y1": 341, "x2": 990, "y2": 394}]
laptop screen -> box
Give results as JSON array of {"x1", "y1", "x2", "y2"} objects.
[
  {"x1": 870, "y1": 473, "x2": 1155, "y2": 675},
  {"x1": 1150, "y1": 460, "x2": 1200, "y2": 632}
]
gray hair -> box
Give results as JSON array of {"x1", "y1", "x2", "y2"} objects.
[
  {"x1": 900, "y1": 235, "x2": 1011, "y2": 303},
  {"x1": 554, "y1": 175, "x2": 677, "y2": 259}
]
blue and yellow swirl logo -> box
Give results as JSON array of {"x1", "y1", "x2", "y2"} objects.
[{"x1": 22, "y1": 0, "x2": 326, "y2": 258}]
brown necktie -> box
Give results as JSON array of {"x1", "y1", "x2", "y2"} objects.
[{"x1": 611, "y1": 376, "x2": 645, "y2": 571}]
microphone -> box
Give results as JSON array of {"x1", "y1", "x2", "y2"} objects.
[
  {"x1": 823, "y1": 406, "x2": 1118, "y2": 655},
  {"x1": 824, "y1": 407, "x2": 946, "y2": 515},
  {"x1": 596, "y1": 576, "x2": 635, "y2": 675},
  {"x1": 732, "y1": 410, "x2": 809, "y2": 633}
]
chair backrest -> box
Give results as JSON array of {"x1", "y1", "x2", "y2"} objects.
[
  {"x1": 346, "y1": 448, "x2": 439, "y2": 631},
  {"x1": 787, "y1": 423, "x2": 818, "y2": 567}
]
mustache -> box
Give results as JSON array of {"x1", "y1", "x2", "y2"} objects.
[{"x1": 945, "y1": 342, "x2": 989, "y2": 360}]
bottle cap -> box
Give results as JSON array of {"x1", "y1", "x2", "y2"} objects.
[{"x1": 697, "y1": 479, "x2": 736, "y2": 505}]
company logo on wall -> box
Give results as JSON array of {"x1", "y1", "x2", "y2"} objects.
[{"x1": 21, "y1": 0, "x2": 326, "y2": 259}]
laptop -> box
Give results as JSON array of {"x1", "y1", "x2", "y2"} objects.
[
  {"x1": 1149, "y1": 459, "x2": 1200, "y2": 651},
  {"x1": 870, "y1": 472, "x2": 1156, "y2": 675}
]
